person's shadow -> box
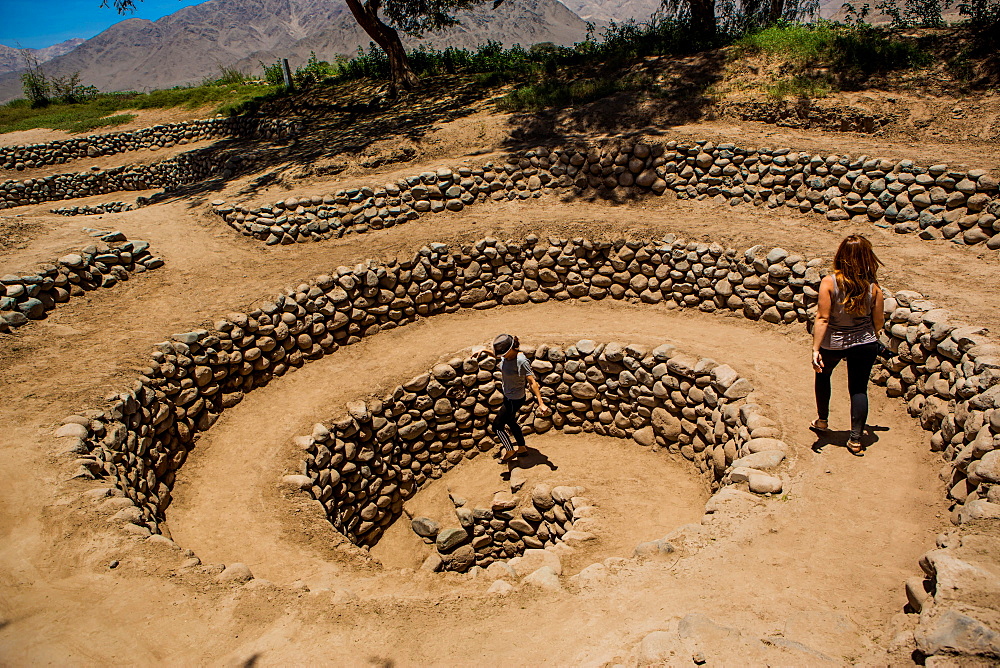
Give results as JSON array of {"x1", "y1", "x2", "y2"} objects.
[
  {"x1": 811, "y1": 425, "x2": 890, "y2": 454},
  {"x1": 499, "y1": 446, "x2": 558, "y2": 480}
]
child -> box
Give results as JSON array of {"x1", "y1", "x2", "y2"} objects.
[{"x1": 477, "y1": 334, "x2": 550, "y2": 461}]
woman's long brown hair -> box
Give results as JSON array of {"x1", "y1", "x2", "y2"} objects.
[{"x1": 833, "y1": 234, "x2": 883, "y2": 315}]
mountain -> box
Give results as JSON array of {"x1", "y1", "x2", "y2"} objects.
[
  {"x1": 0, "y1": 38, "x2": 85, "y2": 76},
  {"x1": 557, "y1": 0, "x2": 662, "y2": 23},
  {"x1": 0, "y1": 0, "x2": 590, "y2": 102},
  {"x1": 235, "y1": 0, "x2": 590, "y2": 75}
]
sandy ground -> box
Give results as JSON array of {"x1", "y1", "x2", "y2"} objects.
[{"x1": 0, "y1": 109, "x2": 994, "y2": 664}]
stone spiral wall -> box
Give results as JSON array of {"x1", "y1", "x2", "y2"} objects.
[
  {"x1": 53, "y1": 231, "x2": 1000, "y2": 661},
  {"x1": 288, "y1": 342, "x2": 784, "y2": 559},
  {"x1": 60, "y1": 233, "x2": 807, "y2": 534},
  {"x1": 412, "y1": 483, "x2": 592, "y2": 573},
  {"x1": 0, "y1": 117, "x2": 301, "y2": 172},
  {"x1": 873, "y1": 292, "x2": 1000, "y2": 521},
  {"x1": 1, "y1": 144, "x2": 266, "y2": 208},
  {"x1": 1, "y1": 231, "x2": 162, "y2": 333},
  {"x1": 212, "y1": 139, "x2": 1000, "y2": 250}
]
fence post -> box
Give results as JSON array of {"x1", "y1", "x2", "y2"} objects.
[{"x1": 281, "y1": 58, "x2": 294, "y2": 90}]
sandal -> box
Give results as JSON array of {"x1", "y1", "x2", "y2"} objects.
[
  {"x1": 847, "y1": 439, "x2": 864, "y2": 456},
  {"x1": 499, "y1": 449, "x2": 516, "y2": 462},
  {"x1": 809, "y1": 419, "x2": 829, "y2": 433}
]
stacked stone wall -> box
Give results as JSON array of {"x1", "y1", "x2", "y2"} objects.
[
  {"x1": 1, "y1": 231, "x2": 162, "y2": 332},
  {"x1": 0, "y1": 117, "x2": 301, "y2": 172},
  {"x1": 0, "y1": 144, "x2": 266, "y2": 208},
  {"x1": 61, "y1": 234, "x2": 806, "y2": 535},
  {"x1": 51, "y1": 200, "x2": 137, "y2": 216},
  {"x1": 874, "y1": 293, "x2": 1000, "y2": 521},
  {"x1": 53, "y1": 232, "x2": 1000, "y2": 660},
  {"x1": 212, "y1": 139, "x2": 1000, "y2": 250},
  {"x1": 292, "y1": 341, "x2": 783, "y2": 559}
]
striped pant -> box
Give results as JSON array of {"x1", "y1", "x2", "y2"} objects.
[{"x1": 492, "y1": 396, "x2": 526, "y2": 453}]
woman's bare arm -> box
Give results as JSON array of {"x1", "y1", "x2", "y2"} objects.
[
  {"x1": 872, "y1": 284, "x2": 885, "y2": 334},
  {"x1": 812, "y1": 275, "x2": 834, "y2": 372}
]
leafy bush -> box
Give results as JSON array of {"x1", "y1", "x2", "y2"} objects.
[
  {"x1": 50, "y1": 73, "x2": 99, "y2": 104},
  {"x1": 294, "y1": 52, "x2": 338, "y2": 85},
  {"x1": 261, "y1": 60, "x2": 285, "y2": 85},
  {"x1": 19, "y1": 50, "x2": 51, "y2": 107}
]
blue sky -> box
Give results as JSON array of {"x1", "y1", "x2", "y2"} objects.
[{"x1": 0, "y1": 0, "x2": 207, "y2": 49}]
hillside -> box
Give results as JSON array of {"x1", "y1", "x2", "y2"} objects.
[
  {"x1": 556, "y1": 0, "x2": 662, "y2": 23},
  {"x1": 0, "y1": 39, "x2": 85, "y2": 76},
  {"x1": 0, "y1": 0, "x2": 590, "y2": 102}
]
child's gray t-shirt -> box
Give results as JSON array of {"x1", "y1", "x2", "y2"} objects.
[{"x1": 500, "y1": 352, "x2": 534, "y2": 400}]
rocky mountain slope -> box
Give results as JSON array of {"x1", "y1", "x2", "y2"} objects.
[
  {"x1": 0, "y1": 39, "x2": 85, "y2": 76},
  {"x1": 557, "y1": 0, "x2": 662, "y2": 23},
  {"x1": 0, "y1": 0, "x2": 589, "y2": 102}
]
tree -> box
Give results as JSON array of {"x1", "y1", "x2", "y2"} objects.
[
  {"x1": 660, "y1": 0, "x2": 819, "y2": 37},
  {"x1": 18, "y1": 48, "x2": 51, "y2": 107},
  {"x1": 103, "y1": 0, "x2": 508, "y2": 95}
]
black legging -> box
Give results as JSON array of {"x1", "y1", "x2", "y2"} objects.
[
  {"x1": 492, "y1": 397, "x2": 526, "y2": 453},
  {"x1": 814, "y1": 341, "x2": 879, "y2": 441}
]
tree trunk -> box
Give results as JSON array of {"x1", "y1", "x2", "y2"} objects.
[
  {"x1": 344, "y1": 0, "x2": 419, "y2": 94},
  {"x1": 768, "y1": 0, "x2": 786, "y2": 24},
  {"x1": 689, "y1": 0, "x2": 717, "y2": 37}
]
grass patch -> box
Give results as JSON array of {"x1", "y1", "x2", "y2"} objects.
[
  {"x1": 736, "y1": 21, "x2": 929, "y2": 72},
  {"x1": 767, "y1": 75, "x2": 833, "y2": 99},
  {"x1": 67, "y1": 113, "x2": 136, "y2": 133},
  {"x1": 496, "y1": 77, "x2": 626, "y2": 112},
  {"x1": 736, "y1": 22, "x2": 930, "y2": 91},
  {"x1": 736, "y1": 22, "x2": 841, "y2": 62},
  {"x1": 0, "y1": 82, "x2": 279, "y2": 135}
]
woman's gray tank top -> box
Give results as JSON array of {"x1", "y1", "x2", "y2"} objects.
[{"x1": 821, "y1": 278, "x2": 877, "y2": 351}]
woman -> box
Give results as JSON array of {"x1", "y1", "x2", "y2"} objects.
[
  {"x1": 478, "y1": 334, "x2": 550, "y2": 462},
  {"x1": 811, "y1": 234, "x2": 885, "y2": 455}
]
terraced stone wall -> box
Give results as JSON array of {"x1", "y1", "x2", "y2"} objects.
[
  {"x1": 292, "y1": 342, "x2": 782, "y2": 555},
  {"x1": 1, "y1": 144, "x2": 266, "y2": 208},
  {"x1": 213, "y1": 138, "x2": 1000, "y2": 250},
  {"x1": 0, "y1": 231, "x2": 162, "y2": 333},
  {"x1": 0, "y1": 117, "x2": 301, "y2": 172}
]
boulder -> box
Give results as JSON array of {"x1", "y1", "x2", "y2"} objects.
[
  {"x1": 217, "y1": 563, "x2": 254, "y2": 583},
  {"x1": 523, "y1": 566, "x2": 562, "y2": 591},
  {"x1": 731, "y1": 450, "x2": 785, "y2": 470},
  {"x1": 508, "y1": 548, "x2": 562, "y2": 577},
  {"x1": 748, "y1": 474, "x2": 783, "y2": 494},
  {"x1": 436, "y1": 527, "x2": 469, "y2": 552},
  {"x1": 633, "y1": 426, "x2": 655, "y2": 446},
  {"x1": 411, "y1": 517, "x2": 440, "y2": 538},
  {"x1": 651, "y1": 408, "x2": 682, "y2": 441}
]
